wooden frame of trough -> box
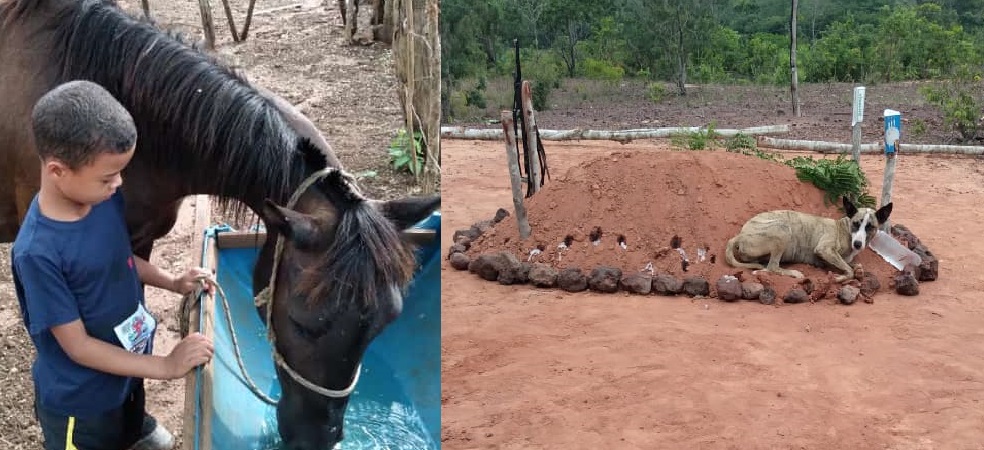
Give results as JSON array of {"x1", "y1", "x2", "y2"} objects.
[{"x1": 181, "y1": 195, "x2": 272, "y2": 450}]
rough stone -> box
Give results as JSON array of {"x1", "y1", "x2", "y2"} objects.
[
  {"x1": 589, "y1": 266, "x2": 622, "y2": 293},
  {"x1": 682, "y1": 276, "x2": 710, "y2": 297},
  {"x1": 447, "y1": 243, "x2": 469, "y2": 258},
  {"x1": 453, "y1": 228, "x2": 479, "y2": 243},
  {"x1": 468, "y1": 253, "x2": 506, "y2": 281},
  {"x1": 741, "y1": 282, "x2": 764, "y2": 301},
  {"x1": 838, "y1": 285, "x2": 860, "y2": 305},
  {"x1": 759, "y1": 286, "x2": 777, "y2": 305},
  {"x1": 783, "y1": 288, "x2": 809, "y2": 304},
  {"x1": 859, "y1": 272, "x2": 881, "y2": 297},
  {"x1": 715, "y1": 276, "x2": 742, "y2": 302},
  {"x1": 557, "y1": 268, "x2": 588, "y2": 292},
  {"x1": 894, "y1": 272, "x2": 919, "y2": 296},
  {"x1": 449, "y1": 252, "x2": 471, "y2": 271},
  {"x1": 492, "y1": 208, "x2": 511, "y2": 224},
  {"x1": 529, "y1": 264, "x2": 559, "y2": 288},
  {"x1": 620, "y1": 273, "x2": 652, "y2": 295},
  {"x1": 497, "y1": 254, "x2": 530, "y2": 285},
  {"x1": 652, "y1": 273, "x2": 684, "y2": 296},
  {"x1": 912, "y1": 244, "x2": 939, "y2": 282}
]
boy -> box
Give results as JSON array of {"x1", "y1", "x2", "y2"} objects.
[{"x1": 11, "y1": 80, "x2": 215, "y2": 450}]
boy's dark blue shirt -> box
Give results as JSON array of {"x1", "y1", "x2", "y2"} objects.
[{"x1": 11, "y1": 191, "x2": 151, "y2": 417}]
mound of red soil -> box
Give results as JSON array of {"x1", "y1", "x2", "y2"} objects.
[{"x1": 466, "y1": 150, "x2": 899, "y2": 301}]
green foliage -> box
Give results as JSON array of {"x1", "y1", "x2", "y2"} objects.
[
  {"x1": 646, "y1": 82, "x2": 667, "y2": 104},
  {"x1": 672, "y1": 123, "x2": 721, "y2": 151},
  {"x1": 582, "y1": 58, "x2": 625, "y2": 83},
  {"x1": 785, "y1": 155, "x2": 877, "y2": 209},
  {"x1": 920, "y1": 80, "x2": 983, "y2": 142},
  {"x1": 725, "y1": 133, "x2": 756, "y2": 152},
  {"x1": 465, "y1": 77, "x2": 488, "y2": 109},
  {"x1": 388, "y1": 128, "x2": 425, "y2": 176}
]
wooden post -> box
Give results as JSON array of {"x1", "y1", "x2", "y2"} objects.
[
  {"x1": 197, "y1": 0, "x2": 216, "y2": 50},
  {"x1": 344, "y1": 0, "x2": 358, "y2": 42},
  {"x1": 502, "y1": 111, "x2": 531, "y2": 240},
  {"x1": 851, "y1": 87, "x2": 865, "y2": 163},
  {"x1": 881, "y1": 108, "x2": 901, "y2": 231},
  {"x1": 520, "y1": 81, "x2": 541, "y2": 194},
  {"x1": 881, "y1": 152, "x2": 896, "y2": 231},
  {"x1": 141, "y1": 0, "x2": 151, "y2": 19},
  {"x1": 239, "y1": 0, "x2": 258, "y2": 41},
  {"x1": 182, "y1": 195, "x2": 212, "y2": 450},
  {"x1": 218, "y1": 0, "x2": 241, "y2": 42}
]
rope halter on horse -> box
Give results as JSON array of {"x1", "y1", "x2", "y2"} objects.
[{"x1": 198, "y1": 167, "x2": 366, "y2": 405}]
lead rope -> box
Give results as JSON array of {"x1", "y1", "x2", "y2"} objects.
[{"x1": 189, "y1": 167, "x2": 364, "y2": 406}]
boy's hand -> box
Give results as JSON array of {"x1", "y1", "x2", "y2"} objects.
[
  {"x1": 172, "y1": 267, "x2": 215, "y2": 295},
  {"x1": 163, "y1": 332, "x2": 214, "y2": 379}
]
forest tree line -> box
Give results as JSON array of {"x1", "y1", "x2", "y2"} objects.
[{"x1": 440, "y1": 0, "x2": 984, "y2": 133}]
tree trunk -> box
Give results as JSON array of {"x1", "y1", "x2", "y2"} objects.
[
  {"x1": 674, "y1": 7, "x2": 687, "y2": 96},
  {"x1": 391, "y1": 0, "x2": 441, "y2": 192},
  {"x1": 790, "y1": 0, "x2": 801, "y2": 117},
  {"x1": 442, "y1": 125, "x2": 791, "y2": 141}
]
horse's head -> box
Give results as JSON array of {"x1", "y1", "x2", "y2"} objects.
[{"x1": 257, "y1": 169, "x2": 439, "y2": 450}]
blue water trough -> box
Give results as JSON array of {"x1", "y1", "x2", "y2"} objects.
[{"x1": 182, "y1": 209, "x2": 441, "y2": 450}]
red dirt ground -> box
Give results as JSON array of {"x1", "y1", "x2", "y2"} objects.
[
  {"x1": 441, "y1": 139, "x2": 984, "y2": 449},
  {"x1": 464, "y1": 150, "x2": 898, "y2": 299}
]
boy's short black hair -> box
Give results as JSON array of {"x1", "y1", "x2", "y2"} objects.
[{"x1": 31, "y1": 80, "x2": 137, "y2": 170}]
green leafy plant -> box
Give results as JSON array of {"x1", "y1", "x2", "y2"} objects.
[
  {"x1": 672, "y1": 123, "x2": 721, "y2": 150},
  {"x1": 388, "y1": 128, "x2": 425, "y2": 176},
  {"x1": 920, "y1": 83, "x2": 981, "y2": 142},
  {"x1": 646, "y1": 82, "x2": 666, "y2": 103},
  {"x1": 785, "y1": 155, "x2": 876, "y2": 208},
  {"x1": 725, "y1": 133, "x2": 756, "y2": 151}
]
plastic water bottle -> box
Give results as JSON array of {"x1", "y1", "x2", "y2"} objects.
[{"x1": 868, "y1": 230, "x2": 922, "y2": 271}]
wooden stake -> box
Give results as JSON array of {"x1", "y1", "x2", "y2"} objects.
[
  {"x1": 502, "y1": 111, "x2": 531, "y2": 240},
  {"x1": 197, "y1": 0, "x2": 216, "y2": 50},
  {"x1": 141, "y1": 0, "x2": 151, "y2": 19},
  {"x1": 219, "y1": 0, "x2": 241, "y2": 42},
  {"x1": 851, "y1": 122, "x2": 862, "y2": 162},
  {"x1": 881, "y1": 152, "x2": 896, "y2": 231},
  {"x1": 520, "y1": 81, "x2": 541, "y2": 194}
]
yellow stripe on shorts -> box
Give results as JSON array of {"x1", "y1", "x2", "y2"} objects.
[{"x1": 65, "y1": 416, "x2": 78, "y2": 450}]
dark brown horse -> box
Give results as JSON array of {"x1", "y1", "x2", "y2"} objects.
[{"x1": 0, "y1": 1, "x2": 439, "y2": 448}]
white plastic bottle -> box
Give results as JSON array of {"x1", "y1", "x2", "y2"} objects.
[{"x1": 868, "y1": 230, "x2": 922, "y2": 271}]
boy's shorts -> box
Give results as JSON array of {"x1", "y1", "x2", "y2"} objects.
[{"x1": 34, "y1": 381, "x2": 171, "y2": 450}]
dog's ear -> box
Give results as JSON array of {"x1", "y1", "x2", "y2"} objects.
[
  {"x1": 875, "y1": 202, "x2": 893, "y2": 224},
  {"x1": 842, "y1": 197, "x2": 858, "y2": 217}
]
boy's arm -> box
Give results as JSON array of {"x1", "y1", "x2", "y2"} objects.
[
  {"x1": 50, "y1": 319, "x2": 212, "y2": 380},
  {"x1": 132, "y1": 255, "x2": 179, "y2": 293}
]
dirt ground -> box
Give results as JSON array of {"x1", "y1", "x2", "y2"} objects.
[
  {"x1": 451, "y1": 79, "x2": 977, "y2": 146},
  {"x1": 0, "y1": 0, "x2": 421, "y2": 448},
  {"x1": 441, "y1": 139, "x2": 984, "y2": 449}
]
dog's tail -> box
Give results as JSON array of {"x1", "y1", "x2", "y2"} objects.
[{"x1": 725, "y1": 236, "x2": 765, "y2": 270}]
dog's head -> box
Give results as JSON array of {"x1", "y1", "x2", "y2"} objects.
[{"x1": 842, "y1": 197, "x2": 893, "y2": 251}]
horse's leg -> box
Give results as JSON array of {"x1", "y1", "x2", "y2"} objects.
[{"x1": 337, "y1": 0, "x2": 346, "y2": 26}]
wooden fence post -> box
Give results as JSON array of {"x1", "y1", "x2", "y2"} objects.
[
  {"x1": 502, "y1": 111, "x2": 532, "y2": 240},
  {"x1": 520, "y1": 81, "x2": 541, "y2": 194},
  {"x1": 197, "y1": 0, "x2": 216, "y2": 50}
]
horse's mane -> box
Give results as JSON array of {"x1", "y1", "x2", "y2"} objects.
[
  {"x1": 296, "y1": 171, "x2": 416, "y2": 311},
  {"x1": 42, "y1": 0, "x2": 325, "y2": 214}
]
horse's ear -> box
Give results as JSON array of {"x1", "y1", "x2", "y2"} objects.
[
  {"x1": 260, "y1": 199, "x2": 321, "y2": 247},
  {"x1": 373, "y1": 195, "x2": 440, "y2": 230}
]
